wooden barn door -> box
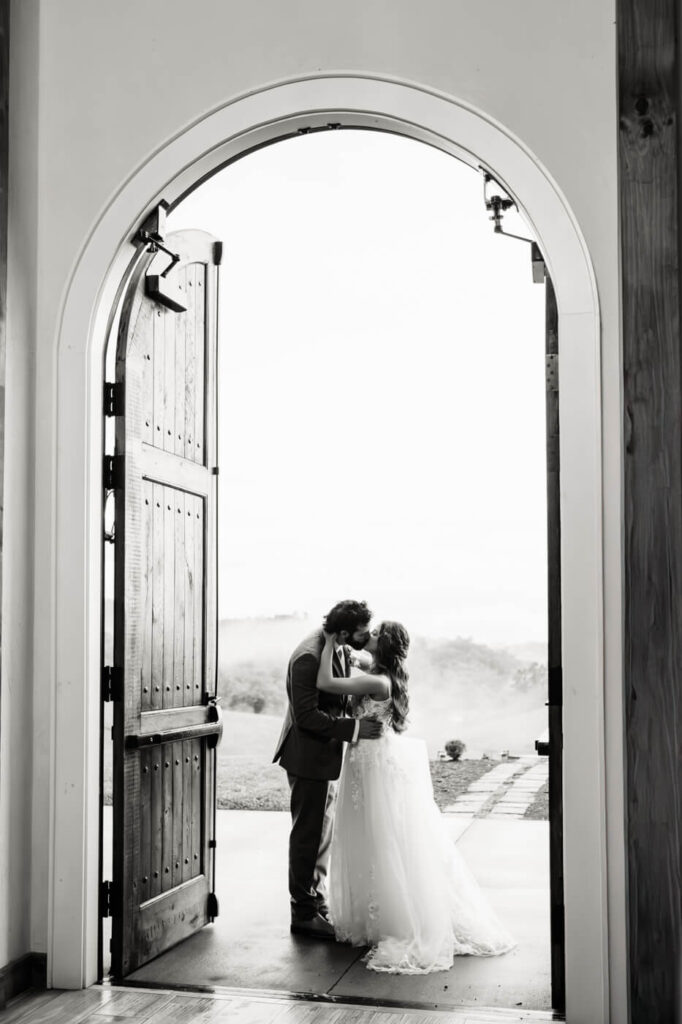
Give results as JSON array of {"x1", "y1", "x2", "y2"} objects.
[{"x1": 109, "y1": 217, "x2": 223, "y2": 977}]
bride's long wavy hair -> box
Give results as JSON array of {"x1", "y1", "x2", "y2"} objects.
[{"x1": 373, "y1": 621, "x2": 410, "y2": 733}]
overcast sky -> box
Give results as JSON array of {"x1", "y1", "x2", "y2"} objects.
[{"x1": 168, "y1": 130, "x2": 547, "y2": 646}]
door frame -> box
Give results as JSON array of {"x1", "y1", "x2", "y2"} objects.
[{"x1": 46, "y1": 76, "x2": 623, "y2": 1023}]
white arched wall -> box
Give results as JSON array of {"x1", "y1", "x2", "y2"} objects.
[{"x1": 50, "y1": 78, "x2": 612, "y2": 1021}]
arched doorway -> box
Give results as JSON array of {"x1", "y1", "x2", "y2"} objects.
[
  {"x1": 49, "y1": 77, "x2": 608, "y2": 1022},
  {"x1": 101, "y1": 126, "x2": 558, "y2": 1012}
]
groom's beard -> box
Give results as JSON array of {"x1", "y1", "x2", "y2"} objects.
[{"x1": 347, "y1": 633, "x2": 371, "y2": 651}]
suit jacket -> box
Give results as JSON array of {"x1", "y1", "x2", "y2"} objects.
[{"x1": 272, "y1": 629, "x2": 356, "y2": 780}]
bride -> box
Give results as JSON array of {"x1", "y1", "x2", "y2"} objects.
[{"x1": 316, "y1": 621, "x2": 516, "y2": 974}]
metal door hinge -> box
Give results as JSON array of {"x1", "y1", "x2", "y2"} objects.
[
  {"x1": 102, "y1": 665, "x2": 123, "y2": 702},
  {"x1": 103, "y1": 454, "x2": 123, "y2": 491},
  {"x1": 207, "y1": 892, "x2": 219, "y2": 920},
  {"x1": 213, "y1": 241, "x2": 223, "y2": 266},
  {"x1": 101, "y1": 880, "x2": 114, "y2": 918},
  {"x1": 208, "y1": 838, "x2": 217, "y2": 849},
  {"x1": 103, "y1": 382, "x2": 124, "y2": 417}
]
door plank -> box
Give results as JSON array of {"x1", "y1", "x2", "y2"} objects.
[
  {"x1": 137, "y1": 875, "x2": 208, "y2": 966},
  {"x1": 112, "y1": 231, "x2": 220, "y2": 975},
  {"x1": 153, "y1": 305, "x2": 165, "y2": 452},
  {"x1": 191, "y1": 738, "x2": 202, "y2": 878},
  {"x1": 162, "y1": 743, "x2": 173, "y2": 893},
  {"x1": 173, "y1": 492, "x2": 186, "y2": 709},
  {"x1": 141, "y1": 480, "x2": 153, "y2": 712},
  {"x1": 163, "y1": 488, "x2": 175, "y2": 710},
  {"x1": 163, "y1": 300, "x2": 176, "y2": 456},
  {"x1": 194, "y1": 267, "x2": 205, "y2": 464},
  {"x1": 184, "y1": 493, "x2": 195, "y2": 707},
  {"x1": 150, "y1": 747, "x2": 163, "y2": 900},
  {"x1": 141, "y1": 318, "x2": 153, "y2": 446},
  {"x1": 171, "y1": 740, "x2": 183, "y2": 889},
  {"x1": 618, "y1": 1, "x2": 682, "y2": 1021},
  {"x1": 185, "y1": 264, "x2": 197, "y2": 462},
  {"x1": 174, "y1": 270, "x2": 187, "y2": 460},
  {"x1": 194, "y1": 497, "x2": 204, "y2": 703},
  {"x1": 139, "y1": 747, "x2": 152, "y2": 904},
  {"x1": 182, "y1": 738, "x2": 193, "y2": 884},
  {"x1": 151, "y1": 483, "x2": 164, "y2": 713}
]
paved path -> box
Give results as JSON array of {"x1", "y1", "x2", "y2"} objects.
[
  {"x1": 444, "y1": 757, "x2": 548, "y2": 818},
  {"x1": 124, "y1": 811, "x2": 551, "y2": 1012}
]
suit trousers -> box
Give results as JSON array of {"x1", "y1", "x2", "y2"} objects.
[{"x1": 287, "y1": 772, "x2": 336, "y2": 920}]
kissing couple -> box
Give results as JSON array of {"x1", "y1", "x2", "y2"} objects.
[{"x1": 273, "y1": 599, "x2": 515, "y2": 975}]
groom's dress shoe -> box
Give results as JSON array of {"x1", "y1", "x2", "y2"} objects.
[{"x1": 290, "y1": 912, "x2": 336, "y2": 941}]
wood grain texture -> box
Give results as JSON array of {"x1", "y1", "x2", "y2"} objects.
[
  {"x1": 618, "y1": 1, "x2": 682, "y2": 1020},
  {"x1": 112, "y1": 233, "x2": 221, "y2": 975},
  {"x1": 3, "y1": 984, "x2": 561, "y2": 1024}
]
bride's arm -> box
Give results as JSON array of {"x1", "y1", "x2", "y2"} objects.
[{"x1": 316, "y1": 633, "x2": 390, "y2": 699}]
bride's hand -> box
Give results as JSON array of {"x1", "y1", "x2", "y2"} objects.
[{"x1": 323, "y1": 629, "x2": 337, "y2": 645}]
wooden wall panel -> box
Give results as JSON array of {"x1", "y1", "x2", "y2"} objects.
[{"x1": 618, "y1": 1, "x2": 682, "y2": 1020}]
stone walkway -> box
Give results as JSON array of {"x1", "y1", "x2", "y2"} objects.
[{"x1": 444, "y1": 757, "x2": 548, "y2": 819}]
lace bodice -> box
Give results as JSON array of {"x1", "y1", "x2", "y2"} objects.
[{"x1": 353, "y1": 695, "x2": 394, "y2": 727}]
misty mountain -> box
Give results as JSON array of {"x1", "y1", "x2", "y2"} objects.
[{"x1": 218, "y1": 614, "x2": 548, "y2": 756}]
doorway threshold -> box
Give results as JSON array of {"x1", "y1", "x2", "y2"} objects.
[{"x1": 109, "y1": 978, "x2": 564, "y2": 1022}]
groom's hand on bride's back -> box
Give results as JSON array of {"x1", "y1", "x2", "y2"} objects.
[{"x1": 357, "y1": 718, "x2": 383, "y2": 739}]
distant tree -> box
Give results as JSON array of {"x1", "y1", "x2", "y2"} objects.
[
  {"x1": 512, "y1": 662, "x2": 548, "y2": 692},
  {"x1": 444, "y1": 739, "x2": 466, "y2": 761},
  {"x1": 219, "y1": 658, "x2": 286, "y2": 715}
]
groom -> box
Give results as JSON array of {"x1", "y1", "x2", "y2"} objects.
[{"x1": 273, "y1": 599, "x2": 383, "y2": 939}]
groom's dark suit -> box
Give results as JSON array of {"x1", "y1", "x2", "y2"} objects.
[{"x1": 273, "y1": 629, "x2": 356, "y2": 921}]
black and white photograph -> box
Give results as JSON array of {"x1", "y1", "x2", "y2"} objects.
[{"x1": 0, "y1": 4, "x2": 679, "y2": 1024}]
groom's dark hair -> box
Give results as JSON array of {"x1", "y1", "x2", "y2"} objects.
[{"x1": 323, "y1": 600, "x2": 372, "y2": 635}]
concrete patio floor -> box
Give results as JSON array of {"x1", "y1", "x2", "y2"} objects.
[{"x1": 111, "y1": 810, "x2": 552, "y2": 1015}]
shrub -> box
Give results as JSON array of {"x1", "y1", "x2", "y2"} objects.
[{"x1": 444, "y1": 739, "x2": 466, "y2": 761}]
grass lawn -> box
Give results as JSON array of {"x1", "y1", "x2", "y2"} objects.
[
  {"x1": 429, "y1": 758, "x2": 501, "y2": 810},
  {"x1": 524, "y1": 780, "x2": 549, "y2": 820},
  {"x1": 218, "y1": 753, "x2": 501, "y2": 811},
  {"x1": 104, "y1": 711, "x2": 504, "y2": 811}
]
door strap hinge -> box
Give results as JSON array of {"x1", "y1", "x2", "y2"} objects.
[
  {"x1": 208, "y1": 838, "x2": 217, "y2": 849},
  {"x1": 207, "y1": 892, "x2": 219, "y2": 920},
  {"x1": 101, "y1": 880, "x2": 114, "y2": 918},
  {"x1": 102, "y1": 665, "x2": 123, "y2": 702},
  {"x1": 103, "y1": 382, "x2": 124, "y2": 417},
  {"x1": 103, "y1": 454, "x2": 123, "y2": 491}
]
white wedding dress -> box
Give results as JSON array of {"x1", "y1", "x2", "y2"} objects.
[{"x1": 329, "y1": 696, "x2": 516, "y2": 973}]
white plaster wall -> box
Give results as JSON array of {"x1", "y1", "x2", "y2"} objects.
[
  {"x1": 0, "y1": 0, "x2": 39, "y2": 975},
  {"x1": 1, "y1": 0, "x2": 624, "y2": 1018}
]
